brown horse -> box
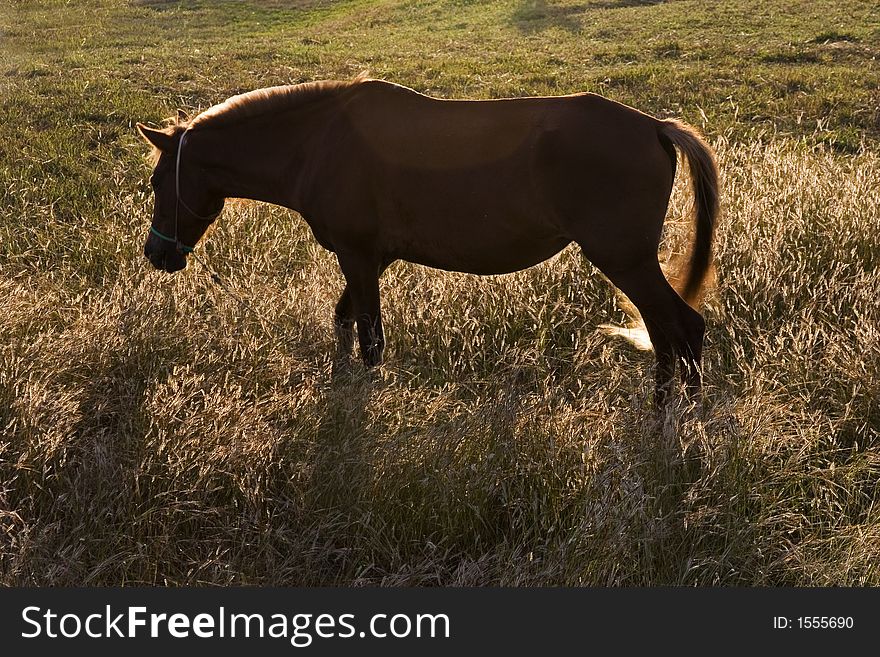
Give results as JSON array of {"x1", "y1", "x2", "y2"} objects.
[{"x1": 137, "y1": 76, "x2": 719, "y2": 404}]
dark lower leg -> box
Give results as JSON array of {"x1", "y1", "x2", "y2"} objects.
[
  {"x1": 356, "y1": 313, "x2": 385, "y2": 367},
  {"x1": 643, "y1": 318, "x2": 676, "y2": 407},
  {"x1": 334, "y1": 286, "x2": 355, "y2": 359},
  {"x1": 678, "y1": 306, "x2": 705, "y2": 398},
  {"x1": 337, "y1": 252, "x2": 385, "y2": 369}
]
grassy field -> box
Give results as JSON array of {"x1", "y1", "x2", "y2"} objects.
[{"x1": 1, "y1": 0, "x2": 878, "y2": 585}]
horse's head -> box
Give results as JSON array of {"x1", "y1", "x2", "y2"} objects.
[{"x1": 136, "y1": 113, "x2": 224, "y2": 273}]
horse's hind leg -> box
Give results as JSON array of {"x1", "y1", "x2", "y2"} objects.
[{"x1": 593, "y1": 256, "x2": 705, "y2": 404}]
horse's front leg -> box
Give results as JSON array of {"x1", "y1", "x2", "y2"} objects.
[
  {"x1": 334, "y1": 285, "x2": 356, "y2": 362},
  {"x1": 336, "y1": 252, "x2": 385, "y2": 368}
]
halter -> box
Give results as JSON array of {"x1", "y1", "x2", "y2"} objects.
[{"x1": 150, "y1": 130, "x2": 223, "y2": 254}]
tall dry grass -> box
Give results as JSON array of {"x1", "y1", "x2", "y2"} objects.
[{"x1": 1, "y1": 139, "x2": 877, "y2": 585}]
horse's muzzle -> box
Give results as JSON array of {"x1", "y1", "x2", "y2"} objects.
[{"x1": 144, "y1": 236, "x2": 187, "y2": 273}]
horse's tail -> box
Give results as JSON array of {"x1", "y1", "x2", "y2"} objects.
[{"x1": 657, "y1": 119, "x2": 719, "y2": 305}]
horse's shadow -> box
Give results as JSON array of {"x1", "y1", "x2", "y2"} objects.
[
  {"x1": 305, "y1": 367, "x2": 377, "y2": 520},
  {"x1": 67, "y1": 364, "x2": 155, "y2": 498}
]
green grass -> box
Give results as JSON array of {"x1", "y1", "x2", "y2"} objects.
[{"x1": 0, "y1": 0, "x2": 878, "y2": 585}]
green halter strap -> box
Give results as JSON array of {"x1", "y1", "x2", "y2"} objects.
[{"x1": 150, "y1": 225, "x2": 194, "y2": 253}]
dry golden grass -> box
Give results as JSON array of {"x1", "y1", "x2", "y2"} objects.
[{"x1": 1, "y1": 139, "x2": 877, "y2": 585}]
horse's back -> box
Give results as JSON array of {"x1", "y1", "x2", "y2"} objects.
[{"x1": 345, "y1": 80, "x2": 660, "y2": 165}]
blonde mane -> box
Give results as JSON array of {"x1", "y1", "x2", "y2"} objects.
[
  {"x1": 189, "y1": 75, "x2": 369, "y2": 131},
  {"x1": 141, "y1": 75, "x2": 371, "y2": 166}
]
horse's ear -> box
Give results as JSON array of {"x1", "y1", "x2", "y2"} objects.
[
  {"x1": 177, "y1": 108, "x2": 189, "y2": 123},
  {"x1": 136, "y1": 123, "x2": 178, "y2": 153}
]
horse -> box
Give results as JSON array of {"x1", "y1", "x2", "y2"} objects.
[{"x1": 137, "y1": 75, "x2": 719, "y2": 405}]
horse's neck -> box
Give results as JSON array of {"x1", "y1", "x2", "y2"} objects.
[{"x1": 196, "y1": 114, "x2": 321, "y2": 211}]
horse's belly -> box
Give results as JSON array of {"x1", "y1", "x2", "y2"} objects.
[
  {"x1": 378, "y1": 163, "x2": 570, "y2": 274},
  {"x1": 395, "y1": 220, "x2": 570, "y2": 275}
]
